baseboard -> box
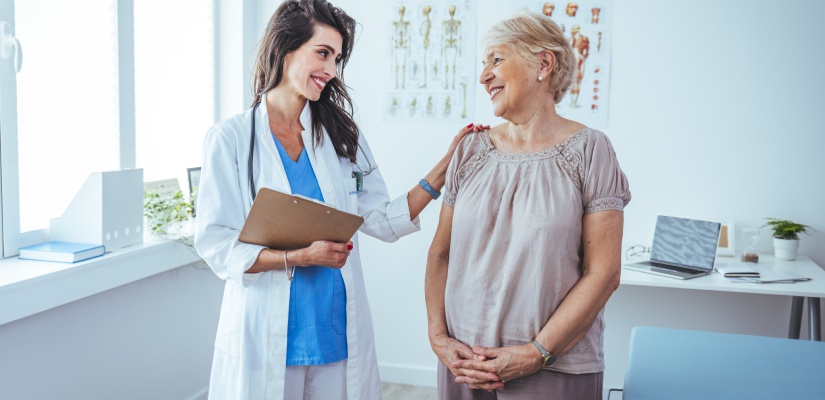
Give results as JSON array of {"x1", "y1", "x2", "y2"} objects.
[
  {"x1": 185, "y1": 366, "x2": 435, "y2": 396},
  {"x1": 184, "y1": 386, "x2": 209, "y2": 400},
  {"x1": 185, "y1": 372, "x2": 617, "y2": 399},
  {"x1": 378, "y1": 363, "x2": 437, "y2": 387}
]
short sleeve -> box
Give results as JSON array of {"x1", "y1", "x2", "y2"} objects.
[
  {"x1": 581, "y1": 131, "x2": 631, "y2": 213},
  {"x1": 443, "y1": 132, "x2": 486, "y2": 207}
]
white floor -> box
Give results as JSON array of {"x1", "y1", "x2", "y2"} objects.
[{"x1": 381, "y1": 382, "x2": 437, "y2": 400}]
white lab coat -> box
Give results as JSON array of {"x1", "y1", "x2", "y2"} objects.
[{"x1": 194, "y1": 100, "x2": 420, "y2": 400}]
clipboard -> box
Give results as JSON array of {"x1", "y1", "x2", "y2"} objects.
[{"x1": 238, "y1": 188, "x2": 364, "y2": 250}]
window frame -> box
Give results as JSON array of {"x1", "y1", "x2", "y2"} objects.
[
  {"x1": 0, "y1": 0, "x2": 26, "y2": 257},
  {"x1": 0, "y1": 0, "x2": 225, "y2": 258},
  {"x1": 0, "y1": 0, "x2": 137, "y2": 257}
]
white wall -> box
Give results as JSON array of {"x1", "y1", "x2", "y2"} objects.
[
  {"x1": 0, "y1": 265, "x2": 223, "y2": 400},
  {"x1": 249, "y1": 0, "x2": 825, "y2": 390}
]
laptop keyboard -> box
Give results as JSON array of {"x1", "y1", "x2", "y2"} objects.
[{"x1": 641, "y1": 261, "x2": 704, "y2": 275}]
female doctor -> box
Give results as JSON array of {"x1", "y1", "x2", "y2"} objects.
[{"x1": 194, "y1": 0, "x2": 483, "y2": 399}]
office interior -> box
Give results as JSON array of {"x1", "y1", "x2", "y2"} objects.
[{"x1": 1, "y1": 0, "x2": 823, "y2": 399}]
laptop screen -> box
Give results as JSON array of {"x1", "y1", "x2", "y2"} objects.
[{"x1": 650, "y1": 216, "x2": 721, "y2": 270}]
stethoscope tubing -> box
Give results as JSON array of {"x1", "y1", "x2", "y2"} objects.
[{"x1": 247, "y1": 101, "x2": 374, "y2": 202}]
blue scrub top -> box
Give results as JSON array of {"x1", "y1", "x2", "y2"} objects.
[{"x1": 273, "y1": 136, "x2": 348, "y2": 366}]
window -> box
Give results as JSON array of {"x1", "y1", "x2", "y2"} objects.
[
  {"x1": 134, "y1": 0, "x2": 214, "y2": 186},
  {"x1": 14, "y1": 0, "x2": 120, "y2": 234},
  {"x1": 0, "y1": 0, "x2": 214, "y2": 257}
]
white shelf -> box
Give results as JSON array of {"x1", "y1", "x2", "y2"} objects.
[{"x1": 0, "y1": 234, "x2": 202, "y2": 326}]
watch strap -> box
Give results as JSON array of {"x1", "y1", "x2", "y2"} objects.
[
  {"x1": 531, "y1": 339, "x2": 556, "y2": 367},
  {"x1": 531, "y1": 339, "x2": 550, "y2": 358}
]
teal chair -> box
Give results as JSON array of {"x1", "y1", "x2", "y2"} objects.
[{"x1": 614, "y1": 326, "x2": 825, "y2": 400}]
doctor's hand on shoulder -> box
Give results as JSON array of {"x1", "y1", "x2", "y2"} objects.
[{"x1": 447, "y1": 123, "x2": 489, "y2": 156}]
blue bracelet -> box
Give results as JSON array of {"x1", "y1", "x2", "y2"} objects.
[{"x1": 418, "y1": 179, "x2": 441, "y2": 200}]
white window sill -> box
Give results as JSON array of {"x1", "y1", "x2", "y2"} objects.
[{"x1": 0, "y1": 234, "x2": 202, "y2": 326}]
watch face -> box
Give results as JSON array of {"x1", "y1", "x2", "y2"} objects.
[{"x1": 543, "y1": 354, "x2": 557, "y2": 367}]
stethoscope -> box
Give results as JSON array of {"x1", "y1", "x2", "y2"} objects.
[{"x1": 248, "y1": 101, "x2": 376, "y2": 201}]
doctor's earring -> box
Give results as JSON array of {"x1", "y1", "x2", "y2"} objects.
[{"x1": 538, "y1": 76, "x2": 544, "y2": 81}]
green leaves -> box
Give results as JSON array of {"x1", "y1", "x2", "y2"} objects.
[
  {"x1": 761, "y1": 218, "x2": 816, "y2": 240},
  {"x1": 143, "y1": 190, "x2": 194, "y2": 237}
]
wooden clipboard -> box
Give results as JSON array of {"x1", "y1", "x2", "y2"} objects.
[{"x1": 238, "y1": 188, "x2": 364, "y2": 250}]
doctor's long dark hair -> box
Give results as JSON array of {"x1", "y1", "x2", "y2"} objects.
[{"x1": 252, "y1": 0, "x2": 359, "y2": 162}]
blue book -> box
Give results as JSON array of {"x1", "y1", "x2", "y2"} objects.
[{"x1": 19, "y1": 241, "x2": 105, "y2": 263}]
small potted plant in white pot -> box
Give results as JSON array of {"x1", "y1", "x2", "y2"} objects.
[{"x1": 762, "y1": 218, "x2": 816, "y2": 261}]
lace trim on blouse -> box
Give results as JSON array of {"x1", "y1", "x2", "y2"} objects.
[
  {"x1": 445, "y1": 150, "x2": 490, "y2": 207},
  {"x1": 445, "y1": 128, "x2": 625, "y2": 213},
  {"x1": 477, "y1": 129, "x2": 589, "y2": 192},
  {"x1": 585, "y1": 197, "x2": 625, "y2": 213},
  {"x1": 479, "y1": 128, "x2": 591, "y2": 163},
  {"x1": 444, "y1": 191, "x2": 457, "y2": 207}
]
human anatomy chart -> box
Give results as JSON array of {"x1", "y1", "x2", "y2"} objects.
[
  {"x1": 519, "y1": 1, "x2": 613, "y2": 128},
  {"x1": 384, "y1": 1, "x2": 476, "y2": 122}
]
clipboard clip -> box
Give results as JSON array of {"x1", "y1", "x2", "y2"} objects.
[{"x1": 292, "y1": 194, "x2": 337, "y2": 210}]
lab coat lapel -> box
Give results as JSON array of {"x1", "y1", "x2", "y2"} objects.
[
  {"x1": 299, "y1": 103, "x2": 343, "y2": 209},
  {"x1": 257, "y1": 99, "x2": 290, "y2": 194}
]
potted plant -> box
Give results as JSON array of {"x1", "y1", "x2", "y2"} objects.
[
  {"x1": 762, "y1": 218, "x2": 816, "y2": 261},
  {"x1": 144, "y1": 189, "x2": 195, "y2": 246}
]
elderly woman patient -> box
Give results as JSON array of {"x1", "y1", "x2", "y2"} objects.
[{"x1": 425, "y1": 10, "x2": 631, "y2": 400}]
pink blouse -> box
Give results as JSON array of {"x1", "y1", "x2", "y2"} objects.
[{"x1": 443, "y1": 128, "x2": 631, "y2": 374}]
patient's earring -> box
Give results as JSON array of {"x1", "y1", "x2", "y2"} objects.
[{"x1": 538, "y1": 76, "x2": 544, "y2": 81}]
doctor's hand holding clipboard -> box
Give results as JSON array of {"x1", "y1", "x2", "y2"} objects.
[{"x1": 238, "y1": 188, "x2": 364, "y2": 276}]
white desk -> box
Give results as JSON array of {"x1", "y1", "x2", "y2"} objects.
[
  {"x1": 620, "y1": 255, "x2": 825, "y2": 341},
  {"x1": 602, "y1": 255, "x2": 825, "y2": 399}
]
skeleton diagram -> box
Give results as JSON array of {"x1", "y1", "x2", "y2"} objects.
[
  {"x1": 569, "y1": 24, "x2": 589, "y2": 108},
  {"x1": 441, "y1": 5, "x2": 462, "y2": 90},
  {"x1": 390, "y1": 97, "x2": 399, "y2": 116},
  {"x1": 392, "y1": 5, "x2": 411, "y2": 89},
  {"x1": 460, "y1": 82, "x2": 467, "y2": 118},
  {"x1": 419, "y1": 5, "x2": 432, "y2": 88}
]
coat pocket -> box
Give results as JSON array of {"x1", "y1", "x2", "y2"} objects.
[{"x1": 214, "y1": 295, "x2": 245, "y2": 358}]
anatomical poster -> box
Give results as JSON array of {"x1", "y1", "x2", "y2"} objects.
[
  {"x1": 515, "y1": 1, "x2": 613, "y2": 128},
  {"x1": 384, "y1": 0, "x2": 476, "y2": 123}
]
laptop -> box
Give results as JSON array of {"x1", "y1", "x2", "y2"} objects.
[{"x1": 624, "y1": 215, "x2": 722, "y2": 280}]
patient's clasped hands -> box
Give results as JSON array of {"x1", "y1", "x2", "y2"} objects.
[
  {"x1": 431, "y1": 333, "x2": 546, "y2": 392},
  {"x1": 430, "y1": 333, "x2": 503, "y2": 392},
  {"x1": 450, "y1": 339, "x2": 545, "y2": 391}
]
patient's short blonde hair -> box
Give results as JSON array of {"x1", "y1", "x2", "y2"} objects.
[{"x1": 482, "y1": 10, "x2": 575, "y2": 103}]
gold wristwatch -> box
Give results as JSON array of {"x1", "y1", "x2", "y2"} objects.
[{"x1": 531, "y1": 339, "x2": 557, "y2": 368}]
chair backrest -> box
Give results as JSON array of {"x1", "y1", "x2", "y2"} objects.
[{"x1": 623, "y1": 326, "x2": 825, "y2": 400}]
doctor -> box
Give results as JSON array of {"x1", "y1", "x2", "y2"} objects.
[{"x1": 194, "y1": 0, "x2": 483, "y2": 399}]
